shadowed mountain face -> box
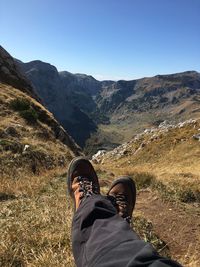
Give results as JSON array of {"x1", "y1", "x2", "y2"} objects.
[
  {"x1": 18, "y1": 60, "x2": 101, "y2": 111},
  {"x1": 17, "y1": 60, "x2": 97, "y2": 147},
  {"x1": 16, "y1": 57, "x2": 200, "y2": 152}
]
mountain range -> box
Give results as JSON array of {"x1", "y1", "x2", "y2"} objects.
[{"x1": 16, "y1": 58, "x2": 200, "y2": 153}]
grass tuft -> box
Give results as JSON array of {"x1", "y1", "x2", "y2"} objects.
[
  {"x1": 0, "y1": 139, "x2": 23, "y2": 153},
  {"x1": 19, "y1": 108, "x2": 38, "y2": 124},
  {"x1": 132, "y1": 172, "x2": 156, "y2": 190},
  {"x1": 153, "y1": 180, "x2": 200, "y2": 203},
  {"x1": 10, "y1": 98, "x2": 38, "y2": 124},
  {"x1": 133, "y1": 215, "x2": 170, "y2": 258},
  {"x1": 10, "y1": 98, "x2": 30, "y2": 111}
]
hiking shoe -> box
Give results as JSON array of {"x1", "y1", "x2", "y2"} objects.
[
  {"x1": 107, "y1": 176, "x2": 136, "y2": 224},
  {"x1": 67, "y1": 157, "x2": 100, "y2": 211}
]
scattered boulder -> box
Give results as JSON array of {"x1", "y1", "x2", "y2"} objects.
[
  {"x1": 92, "y1": 150, "x2": 107, "y2": 163},
  {"x1": 178, "y1": 119, "x2": 197, "y2": 128},
  {"x1": 159, "y1": 120, "x2": 175, "y2": 130}
]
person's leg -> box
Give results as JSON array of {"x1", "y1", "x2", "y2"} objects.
[
  {"x1": 68, "y1": 157, "x2": 182, "y2": 267},
  {"x1": 72, "y1": 194, "x2": 181, "y2": 267},
  {"x1": 72, "y1": 194, "x2": 118, "y2": 266}
]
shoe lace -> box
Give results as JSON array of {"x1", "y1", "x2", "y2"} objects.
[
  {"x1": 77, "y1": 176, "x2": 99, "y2": 199},
  {"x1": 108, "y1": 194, "x2": 132, "y2": 224}
]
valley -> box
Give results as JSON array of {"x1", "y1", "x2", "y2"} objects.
[{"x1": 17, "y1": 58, "x2": 200, "y2": 155}]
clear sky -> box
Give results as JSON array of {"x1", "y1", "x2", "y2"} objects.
[{"x1": 0, "y1": 0, "x2": 200, "y2": 80}]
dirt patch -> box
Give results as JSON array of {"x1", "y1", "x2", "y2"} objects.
[{"x1": 135, "y1": 189, "x2": 200, "y2": 266}]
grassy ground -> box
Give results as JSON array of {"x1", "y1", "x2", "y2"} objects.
[
  {"x1": 0, "y1": 82, "x2": 76, "y2": 266},
  {"x1": 0, "y1": 170, "x2": 173, "y2": 267},
  {"x1": 0, "y1": 172, "x2": 75, "y2": 267}
]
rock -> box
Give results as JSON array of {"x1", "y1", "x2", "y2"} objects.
[
  {"x1": 122, "y1": 149, "x2": 128, "y2": 155},
  {"x1": 158, "y1": 120, "x2": 169, "y2": 128},
  {"x1": 144, "y1": 128, "x2": 156, "y2": 134},
  {"x1": 92, "y1": 150, "x2": 107, "y2": 163},
  {"x1": 178, "y1": 119, "x2": 197, "y2": 128},
  {"x1": 23, "y1": 145, "x2": 30, "y2": 152},
  {"x1": 144, "y1": 129, "x2": 151, "y2": 134},
  {"x1": 193, "y1": 134, "x2": 200, "y2": 141}
]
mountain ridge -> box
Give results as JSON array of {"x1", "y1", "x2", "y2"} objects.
[{"x1": 16, "y1": 57, "x2": 200, "y2": 153}]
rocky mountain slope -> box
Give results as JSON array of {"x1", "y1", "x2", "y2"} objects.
[
  {"x1": 17, "y1": 56, "x2": 200, "y2": 153},
  {"x1": 97, "y1": 71, "x2": 200, "y2": 132},
  {"x1": 97, "y1": 71, "x2": 200, "y2": 114},
  {"x1": 87, "y1": 71, "x2": 200, "y2": 154},
  {"x1": 92, "y1": 118, "x2": 200, "y2": 202}
]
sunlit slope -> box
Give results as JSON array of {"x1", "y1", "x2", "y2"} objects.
[
  {"x1": 93, "y1": 119, "x2": 200, "y2": 202},
  {"x1": 0, "y1": 82, "x2": 81, "y2": 197}
]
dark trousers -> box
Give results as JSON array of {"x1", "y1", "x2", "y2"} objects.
[{"x1": 72, "y1": 194, "x2": 182, "y2": 267}]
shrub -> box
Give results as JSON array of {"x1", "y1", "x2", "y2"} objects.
[
  {"x1": 178, "y1": 189, "x2": 197, "y2": 203},
  {"x1": 133, "y1": 172, "x2": 155, "y2": 190},
  {"x1": 153, "y1": 180, "x2": 200, "y2": 203},
  {"x1": 10, "y1": 98, "x2": 38, "y2": 124},
  {"x1": 10, "y1": 98, "x2": 30, "y2": 111},
  {"x1": 0, "y1": 139, "x2": 23, "y2": 153},
  {"x1": 19, "y1": 108, "x2": 38, "y2": 124}
]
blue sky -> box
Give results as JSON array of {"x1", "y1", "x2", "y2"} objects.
[{"x1": 0, "y1": 0, "x2": 200, "y2": 80}]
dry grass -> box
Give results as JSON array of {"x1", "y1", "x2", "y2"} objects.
[
  {"x1": 1, "y1": 173, "x2": 173, "y2": 267},
  {"x1": 133, "y1": 215, "x2": 170, "y2": 258},
  {"x1": 0, "y1": 175, "x2": 75, "y2": 267},
  {"x1": 0, "y1": 83, "x2": 76, "y2": 266},
  {"x1": 1, "y1": 168, "x2": 66, "y2": 198}
]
